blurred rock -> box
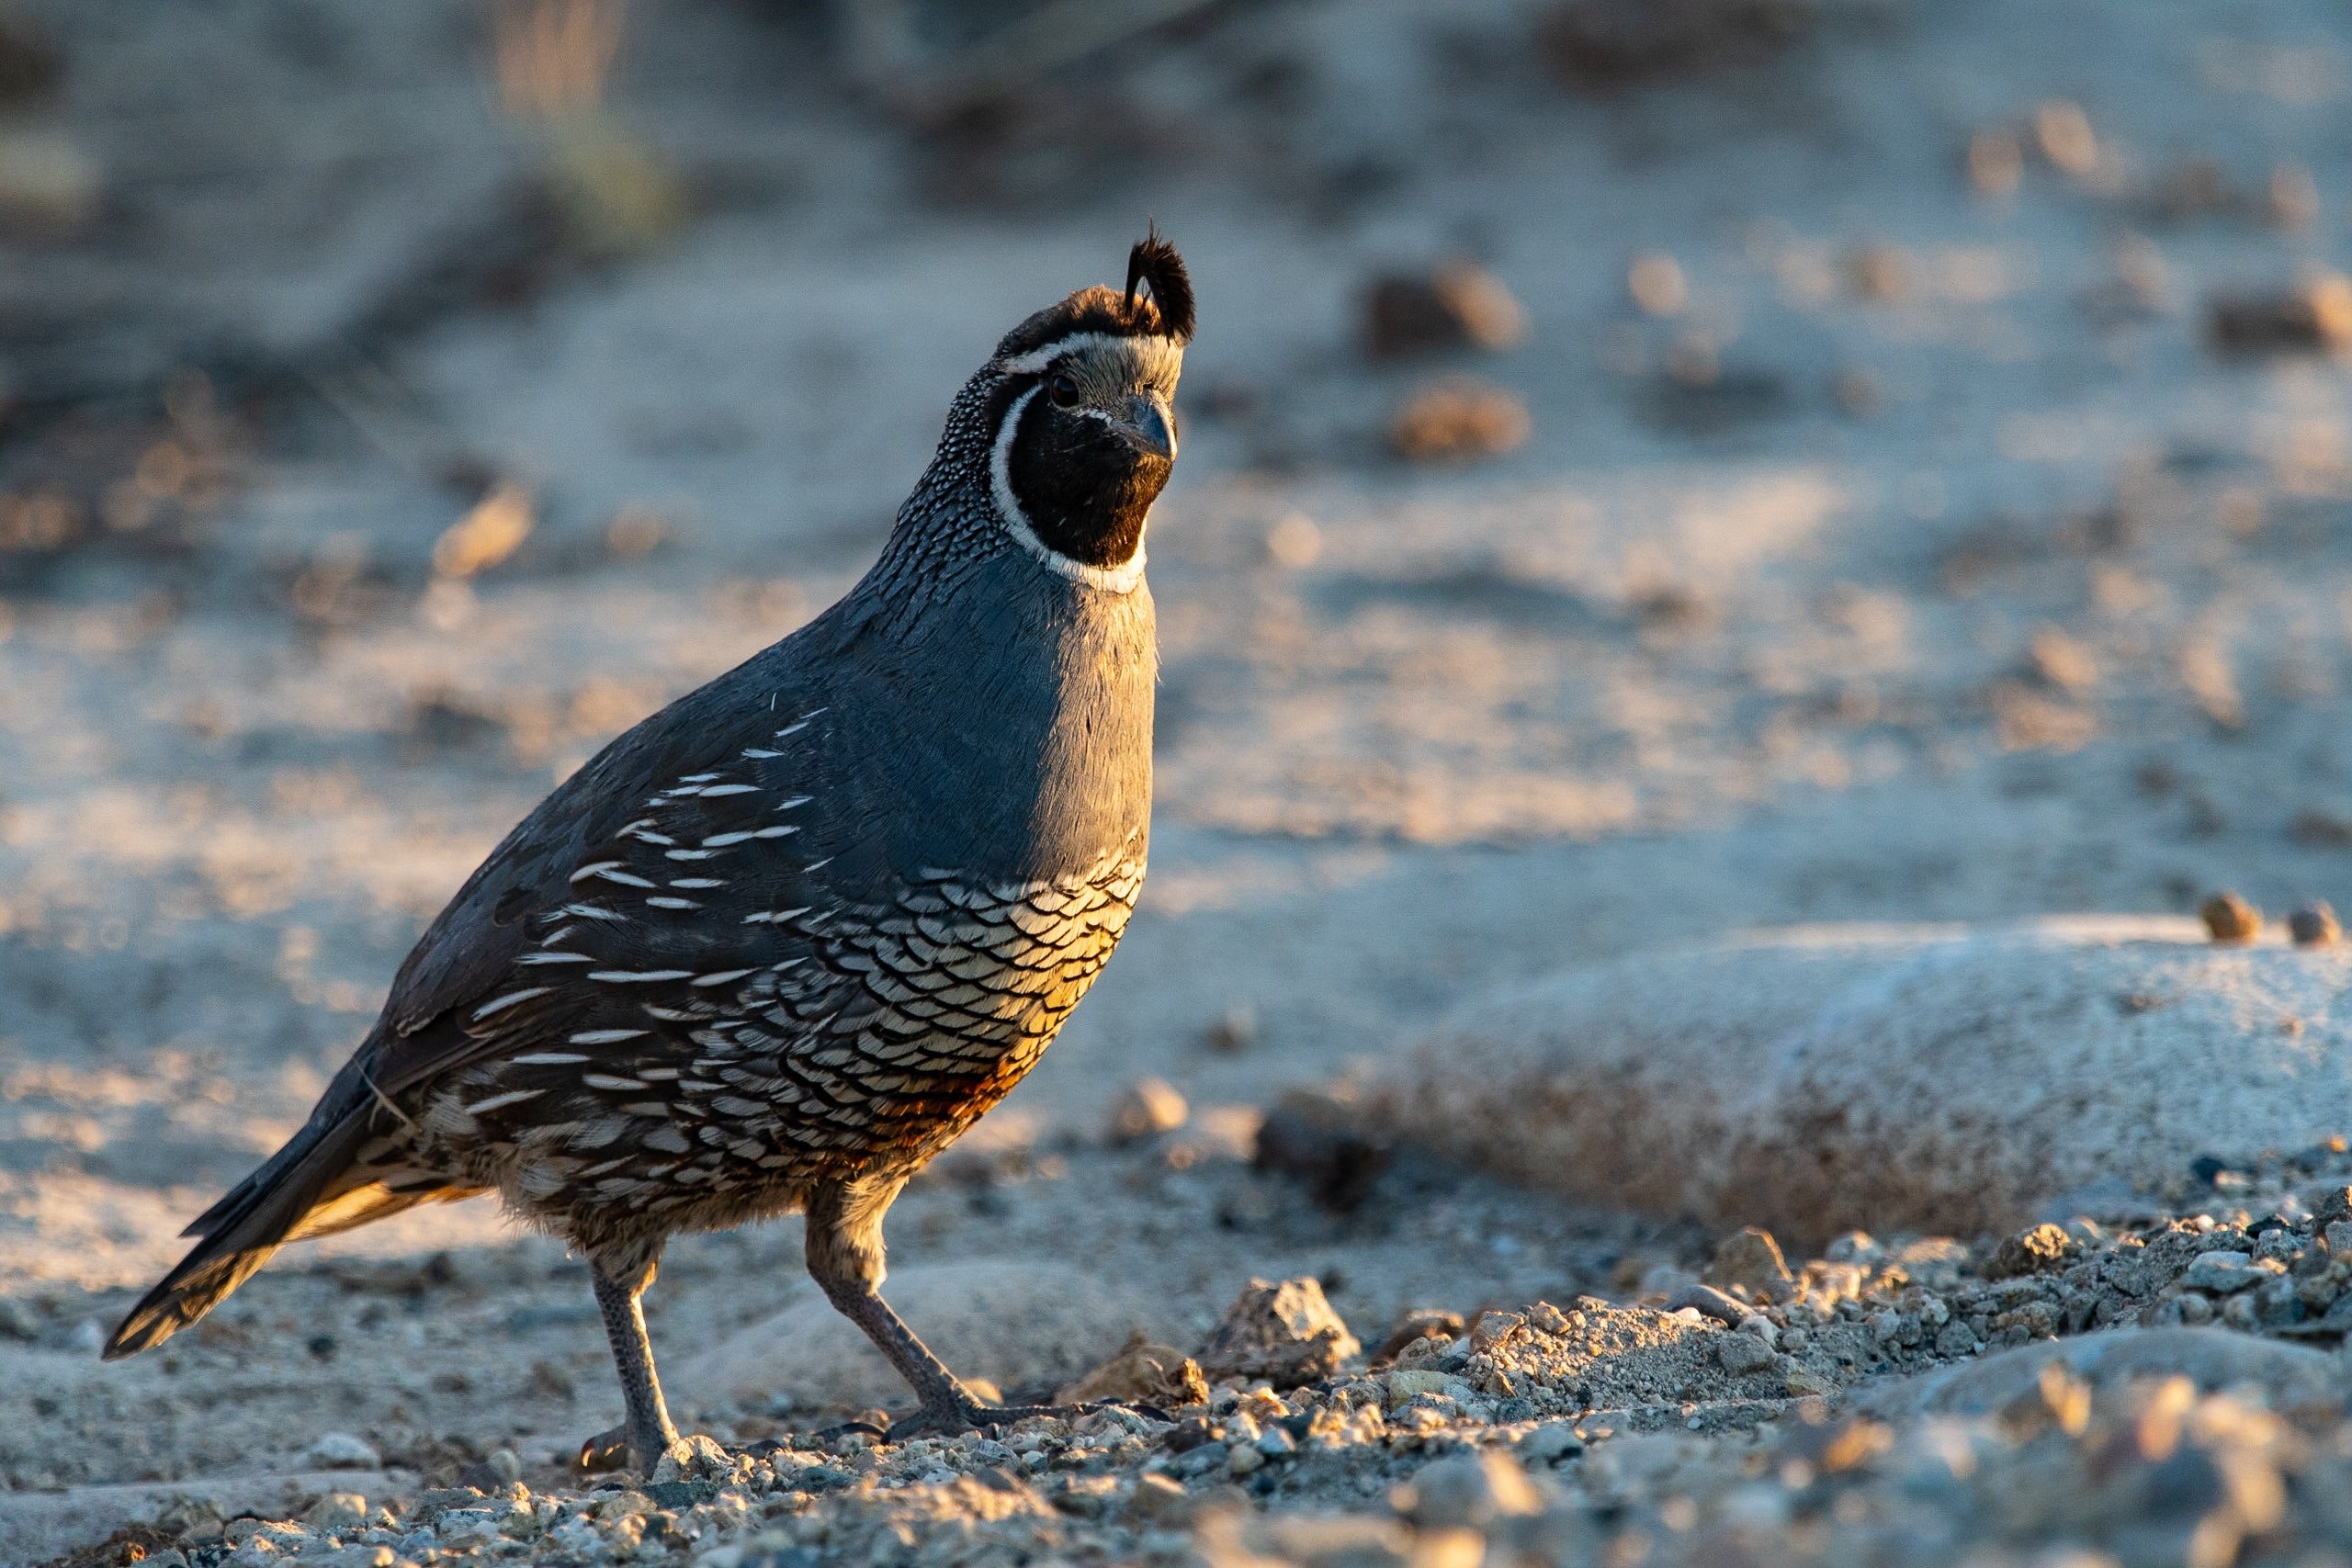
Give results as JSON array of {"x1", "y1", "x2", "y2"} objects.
[
  {"x1": 1253, "y1": 1087, "x2": 1392, "y2": 1213},
  {"x1": 402, "y1": 687, "x2": 507, "y2": 755},
  {"x1": 1370, "y1": 1309, "x2": 1465, "y2": 1366},
  {"x1": 1848, "y1": 243, "x2": 1909, "y2": 302},
  {"x1": 2208, "y1": 276, "x2": 2352, "y2": 355},
  {"x1": 1388, "y1": 379, "x2": 1529, "y2": 462},
  {"x1": 1626, "y1": 253, "x2": 1687, "y2": 317},
  {"x1": 679, "y1": 1260, "x2": 1155, "y2": 1411},
  {"x1": 1106, "y1": 1077, "x2": 1188, "y2": 1143},
  {"x1": 1375, "y1": 918, "x2": 2352, "y2": 1239},
  {"x1": 1538, "y1": 0, "x2": 1817, "y2": 85},
  {"x1": 0, "y1": 131, "x2": 100, "y2": 235},
  {"x1": 2270, "y1": 162, "x2": 2321, "y2": 230},
  {"x1": 431, "y1": 483, "x2": 535, "y2": 580},
  {"x1": 2200, "y1": 892, "x2": 2259, "y2": 944},
  {"x1": 2026, "y1": 626, "x2": 2098, "y2": 694},
  {"x1": 1201, "y1": 1511, "x2": 1412, "y2": 1568},
  {"x1": 1201, "y1": 1004, "x2": 1259, "y2": 1053},
  {"x1": 1663, "y1": 1283, "x2": 1747, "y2": 1325},
  {"x1": 1967, "y1": 127, "x2": 2022, "y2": 197},
  {"x1": 1703, "y1": 1228, "x2": 1793, "y2": 1303},
  {"x1": 2033, "y1": 100, "x2": 2099, "y2": 178},
  {"x1": 1393, "y1": 1450, "x2": 1542, "y2": 1529},
  {"x1": 1363, "y1": 260, "x2": 1526, "y2": 356},
  {"x1": 2291, "y1": 903, "x2": 2341, "y2": 948},
  {"x1": 0, "y1": 7, "x2": 59, "y2": 105},
  {"x1": 2148, "y1": 155, "x2": 2245, "y2": 222},
  {"x1": 1125, "y1": 1471, "x2": 1191, "y2": 1524},
  {"x1": 1197, "y1": 1277, "x2": 1359, "y2": 1389},
  {"x1": 1861, "y1": 1327, "x2": 2335, "y2": 1419},
  {"x1": 1263, "y1": 515, "x2": 1320, "y2": 570},
  {"x1": 2140, "y1": 155, "x2": 2316, "y2": 231},
  {"x1": 2292, "y1": 810, "x2": 2352, "y2": 848},
  {"x1": 302, "y1": 1492, "x2": 369, "y2": 1532},
  {"x1": 1989, "y1": 1223, "x2": 2078, "y2": 1280},
  {"x1": 1057, "y1": 1328, "x2": 1210, "y2": 1408},
  {"x1": 605, "y1": 504, "x2": 670, "y2": 559},
  {"x1": 303, "y1": 1432, "x2": 382, "y2": 1471}
]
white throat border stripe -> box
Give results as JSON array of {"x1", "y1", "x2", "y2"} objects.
[{"x1": 988, "y1": 383, "x2": 1149, "y2": 593}]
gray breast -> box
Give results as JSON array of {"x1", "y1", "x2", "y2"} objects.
[{"x1": 795, "y1": 543, "x2": 1157, "y2": 888}]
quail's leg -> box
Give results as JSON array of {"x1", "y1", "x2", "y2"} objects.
[
  {"x1": 804, "y1": 1177, "x2": 1167, "y2": 1439},
  {"x1": 581, "y1": 1247, "x2": 682, "y2": 1473}
]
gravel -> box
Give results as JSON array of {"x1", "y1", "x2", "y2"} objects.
[{"x1": 60, "y1": 1171, "x2": 2352, "y2": 1567}]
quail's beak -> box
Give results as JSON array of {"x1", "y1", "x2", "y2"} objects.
[{"x1": 1106, "y1": 393, "x2": 1177, "y2": 462}]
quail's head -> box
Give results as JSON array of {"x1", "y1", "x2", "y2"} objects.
[{"x1": 983, "y1": 231, "x2": 1194, "y2": 578}]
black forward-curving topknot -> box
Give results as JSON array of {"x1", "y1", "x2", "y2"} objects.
[
  {"x1": 1125, "y1": 227, "x2": 1194, "y2": 344},
  {"x1": 991, "y1": 231, "x2": 1196, "y2": 363}
]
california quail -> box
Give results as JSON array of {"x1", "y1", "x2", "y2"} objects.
[{"x1": 106, "y1": 234, "x2": 1195, "y2": 1472}]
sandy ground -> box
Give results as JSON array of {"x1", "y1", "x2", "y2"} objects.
[{"x1": 10, "y1": 0, "x2": 2352, "y2": 1561}]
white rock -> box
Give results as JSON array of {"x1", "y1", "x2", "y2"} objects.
[
  {"x1": 678, "y1": 1259, "x2": 1159, "y2": 1411},
  {"x1": 303, "y1": 1432, "x2": 382, "y2": 1471},
  {"x1": 1860, "y1": 1326, "x2": 2336, "y2": 1419},
  {"x1": 1378, "y1": 917, "x2": 2352, "y2": 1238},
  {"x1": 302, "y1": 1492, "x2": 369, "y2": 1532},
  {"x1": 2178, "y1": 1252, "x2": 2269, "y2": 1293},
  {"x1": 1517, "y1": 1422, "x2": 1583, "y2": 1462}
]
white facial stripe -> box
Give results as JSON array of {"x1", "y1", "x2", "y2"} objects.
[
  {"x1": 989, "y1": 383, "x2": 1149, "y2": 593},
  {"x1": 996, "y1": 332, "x2": 1148, "y2": 377}
]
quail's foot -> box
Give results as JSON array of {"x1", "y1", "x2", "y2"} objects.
[
  {"x1": 576, "y1": 1427, "x2": 735, "y2": 1479},
  {"x1": 576, "y1": 1426, "x2": 633, "y2": 1473}
]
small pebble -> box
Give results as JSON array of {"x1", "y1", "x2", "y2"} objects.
[
  {"x1": 1204, "y1": 1004, "x2": 1258, "y2": 1052},
  {"x1": 1704, "y1": 1227, "x2": 1796, "y2": 1303},
  {"x1": 2209, "y1": 275, "x2": 2352, "y2": 355},
  {"x1": 1107, "y1": 1077, "x2": 1188, "y2": 1143},
  {"x1": 1665, "y1": 1282, "x2": 1748, "y2": 1325},
  {"x1": 1127, "y1": 1472, "x2": 1190, "y2": 1522},
  {"x1": 305, "y1": 1432, "x2": 382, "y2": 1471},
  {"x1": 2290, "y1": 902, "x2": 2341, "y2": 947},
  {"x1": 2200, "y1": 892, "x2": 2261, "y2": 944},
  {"x1": 2178, "y1": 1251, "x2": 2265, "y2": 1292},
  {"x1": 1363, "y1": 259, "x2": 1528, "y2": 356},
  {"x1": 303, "y1": 1492, "x2": 369, "y2": 1532},
  {"x1": 1388, "y1": 379, "x2": 1530, "y2": 461},
  {"x1": 1397, "y1": 1451, "x2": 1542, "y2": 1529}
]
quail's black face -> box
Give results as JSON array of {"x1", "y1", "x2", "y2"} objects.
[
  {"x1": 1000, "y1": 343, "x2": 1180, "y2": 572},
  {"x1": 982, "y1": 232, "x2": 1193, "y2": 586}
]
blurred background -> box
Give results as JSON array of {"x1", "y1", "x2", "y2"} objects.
[{"x1": 6, "y1": 0, "x2": 2352, "y2": 1493}]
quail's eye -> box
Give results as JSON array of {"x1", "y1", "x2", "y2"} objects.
[{"x1": 1047, "y1": 373, "x2": 1080, "y2": 409}]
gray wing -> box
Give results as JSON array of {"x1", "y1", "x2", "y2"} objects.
[{"x1": 370, "y1": 681, "x2": 839, "y2": 1098}]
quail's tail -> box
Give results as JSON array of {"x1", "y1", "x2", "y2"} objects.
[{"x1": 105, "y1": 1060, "x2": 434, "y2": 1359}]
